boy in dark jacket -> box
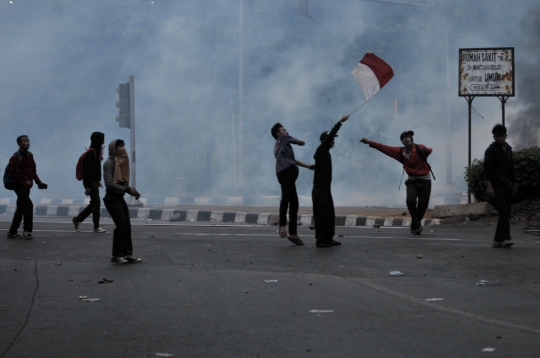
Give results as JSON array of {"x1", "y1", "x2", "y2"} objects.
[
  {"x1": 312, "y1": 115, "x2": 349, "y2": 248},
  {"x1": 7, "y1": 135, "x2": 47, "y2": 240},
  {"x1": 72, "y1": 132, "x2": 106, "y2": 233},
  {"x1": 484, "y1": 124, "x2": 518, "y2": 248},
  {"x1": 360, "y1": 131, "x2": 433, "y2": 234}
]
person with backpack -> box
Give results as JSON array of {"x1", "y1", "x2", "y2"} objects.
[
  {"x1": 360, "y1": 131, "x2": 433, "y2": 235},
  {"x1": 103, "y1": 139, "x2": 141, "y2": 264},
  {"x1": 72, "y1": 132, "x2": 106, "y2": 233},
  {"x1": 6, "y1": 135, "x2": 47, "y2": 240}
]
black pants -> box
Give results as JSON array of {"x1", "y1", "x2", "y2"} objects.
[
  {"x1": 405, "y1": 179, "x2": 432, "y2": 230},
  {"x1": 277, "y1": 165, "x2": 299, "y2": 235},
  {"x1": 103, "y1": 193, "x2": 132, "y2": 257},
  {"x1": 489, "y1": 188, "x2": 512, "y2": 242},
  {"x1": 312, "y1": 185, "x2": 335, "y2": 244},
  {"x1": 75, "y1": 181, "x2": 101, "y2": 228},
  {"x1": 9, "y1": 186, "x2": 33, "y2": 234}
]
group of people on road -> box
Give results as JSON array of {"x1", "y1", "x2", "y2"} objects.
[
  {"x1": 5, "y1": 133, "x2": 142, "y2": 264},
  {"x1": 272, "y1": 117, "x2": 517, "y2": 249},
  {"x1": 3, "y1": 122, "x2": 517, "y2": 258}
]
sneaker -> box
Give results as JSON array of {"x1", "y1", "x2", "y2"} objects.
[
  {"x1": 72, "y1": 217, "x2": 80, "y2": 232},
  {"x1": 492, "y1": 241, "x2": 504, "y2": 248},
  {"x1": 111, "y1": 256, "x2": 128, "y2": 264},
  {"x1": 7, "y1": 232, "x2": 21, "y2": 239},
  {"x1": 123, "y1": 255, "x2": 142, "y2": 263},
  {"x1": 503, "y1": 240, "x2": 514, "y2": 248},
  {"x1": 23, "y1": 231, "x2": 33, "y2": 240},
  {"x1": 94, "y1": 226, "x2": 106, "y2": 233}
]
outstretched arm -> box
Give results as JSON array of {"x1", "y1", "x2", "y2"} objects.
[
  {"x1": 294, "y1": 139, "x2": 305, "y2": 146},
  {"x1": 296, "y1": 160, "x2": 315, "y2": 170},
  {"x1": 360, "y1": 139, "x2": 403, "y2": 163}
]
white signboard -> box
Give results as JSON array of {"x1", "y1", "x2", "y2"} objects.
[{"x1": 459, "y1": 48, "x2": 514, "y2": 96}]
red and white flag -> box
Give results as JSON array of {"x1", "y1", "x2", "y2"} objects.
[{"x1": 351, "y1": 53, "x2": 394, "y2": 102}]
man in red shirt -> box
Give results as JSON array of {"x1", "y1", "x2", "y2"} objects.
[
  {"x1": 360, "y1": 131, "x2": 433, "y2": 234},
  {"x1": 7, "y1": 135, "x2": 47, "y2": 240}
]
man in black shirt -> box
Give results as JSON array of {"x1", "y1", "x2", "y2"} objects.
[
  {"x1": 312, "y1": 115, "x2": 349, "y2": 247},
  {"x1": 484, "y1": 124, "x2": 518, "y2": 248}
]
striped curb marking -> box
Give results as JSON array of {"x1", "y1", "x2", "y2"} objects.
[{"x1": 0, "y1": 205, "x2": 434, "y2": 227}]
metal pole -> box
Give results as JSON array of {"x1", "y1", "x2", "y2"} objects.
[
  {"x1": 238, "y1": 0, "x2": 244, "y2": 188},
  {"x1": 231, "y1": 112, "x2": 238, "y2": 191},
  {"x1": 129, "y1": 75, "x2": 136, "y2": 189},
  {"x1": 498, "y1": 96, "x2": 508, "y2": 127},
  {"x1": 466, "y1": 96, "x2": 474, "y2": 203},
  {"x1": 128, "y1": 75, "x2": 142, "y2": 207}
]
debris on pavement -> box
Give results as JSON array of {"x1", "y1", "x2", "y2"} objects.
[
  {"x1": 79, "y1": 296, "x2": 87, "y2": 299},
  {"x1": 82, "y1": 298, "x2": 100, "y2": 302},
  {"x1": 264, "y1": 280, "x2": 278, "y2": 283},
  {"x1": 475, "y1": 280, "x2": 501, "y2": 286},
  {"x1": 98, "y1": 278, "x2": 113, "y2": 284},
  {"x1": 155, "y1": 353, "x2": 174, "y2": 357},
  {"x1": 390, "y1": 271, "x2": 403, "y2": 276},
  {"x1": 424, "y1": 298, "x2": 444, "y2": 301},
  {"x1": 481, "y1": 347, "x2": 495, "y2": 352},
  {"x1": 416, "y1": 255, "x2": 423, "y2": 259},
  {"x1": 310, "y1": 310, "x2": 334, "y2": 313},
  {"x1": 53, "y1": 261, "x2": 62, "y2": 265}
]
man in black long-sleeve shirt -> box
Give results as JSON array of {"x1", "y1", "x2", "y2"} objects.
[
  {"x1": 72, "y1": 132, "x2": 106, "y2": 233},
  {"x1": 484, "y1": 124, "x2": 518, "y2": 248},
  {"x1": 312, "y1": 115, "x2": 349, "y2": 247}
]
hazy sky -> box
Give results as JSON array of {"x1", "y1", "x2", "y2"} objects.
[{"x1": 0, "y1": 0, "x2": 537, "y2": 203}]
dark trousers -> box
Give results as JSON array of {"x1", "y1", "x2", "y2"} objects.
[
  {"x1": 312, "y1": 185, "x2": 335, "y2": 244},
  {"x1": 103, "y1": 193, "x2": 132, "y2": 257},
  {"x1": 9, "y1": 186, "x2": 33, "y2": 234},
  {"x1": 405, "y1": 179, "x2": 432, "y2": 230},
  {"x1": 489, "y1": 188, "x2": 512, "y2": 242},
  {"x1": 75, "y1": 181, "x2": 101, "y2": 228},
  {"x1": 277, "y1": 165, "x2": 299, "y2": 235}
]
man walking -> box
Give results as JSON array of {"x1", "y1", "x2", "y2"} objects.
[
  {"x1": 484, "y1": 124, "x2": 518, "y2": 248},
  {"x1": 103, "y1": 139, "x2": 142, "y2": 264},
  {"x1": 271, "y1": 122, "x2": 314, "y2": 246},
  {"x1": 312, "y1": 115, "x2": 349, "y2": 248},
  {"x1": 72, "y1": 132, "x2": 106, "y2": 233},
  {"x1": 7, "y1": 135, "x2": 47, "y2": 240},
  {"x1": 360, "y1": 131, "x2": 433, "y2": 234}
]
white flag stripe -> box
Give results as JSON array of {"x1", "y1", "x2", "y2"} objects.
[{"x1": 351, "y1": 63, "x2": 380, "y2": 102}]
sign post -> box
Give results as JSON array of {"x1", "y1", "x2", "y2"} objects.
[{"x1": 459, "y1": 47, "x2": 515, "y2": 203}]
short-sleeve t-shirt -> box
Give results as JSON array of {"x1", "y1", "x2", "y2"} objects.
[{"x1": 274, "y1": 135, "x2": 297, "y2": 174}]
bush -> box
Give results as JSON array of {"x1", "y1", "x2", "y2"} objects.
[{"x1": 464, "y1": 146, "x2": 540, "y2": 202}]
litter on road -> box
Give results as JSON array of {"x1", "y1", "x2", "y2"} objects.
[
  {"x1": 481, "y1": 347, "x2": 495, "y2": 352},
  {"x1": 82, "y1": 298, "x2": 101, "y2": 302},
  {"x1": 155, "y1": 354, "x2": 174, "y2": 357},
  {"x1": 264, "y1": 280, "x2": 278, "y2": 282},
  {"x1": 390, "y1": 271, "x2": 403, "y2": 276},
  {"x1": 475, "y1": 280, "x2": 502, "y2": 286},
  {"x1": 310, "y1": 310, "x2": 334, "y2": 313},
  {"x1": 424, "y1": 298, "x2": 444, "y2": 301},
  {"x1": 98, "y1": 278, "x2": 113, "y2": 284}
]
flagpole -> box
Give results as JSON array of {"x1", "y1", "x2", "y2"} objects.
[{"x1": 350, "y1": 100, "x2": 368, "y2": 116}]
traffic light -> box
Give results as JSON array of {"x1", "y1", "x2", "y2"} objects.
[
  {"x1": 294, "y1": 0, "x2": 311, "y2": 18},
  {"x1": 116, "y1": 82, "x2": 131, "y2": 128}
]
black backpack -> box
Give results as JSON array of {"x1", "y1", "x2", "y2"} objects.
[{"x1": 3, "y1": 152, "x2": 23, "y2": 190}]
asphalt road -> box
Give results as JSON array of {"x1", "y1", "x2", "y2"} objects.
[{"x1": 1, "y1": 218, "x2": 540, "y2": 358}]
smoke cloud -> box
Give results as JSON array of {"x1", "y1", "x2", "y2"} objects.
[{"x1": 0, "y1": 0, "x2": 537, "y2": 204}]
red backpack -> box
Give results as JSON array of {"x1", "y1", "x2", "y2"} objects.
[{"x1": 75, "y1": 148, "x2": 96, "y2": 181}]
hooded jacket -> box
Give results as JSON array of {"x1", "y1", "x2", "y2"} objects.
[
  {"x1": 103, "y1": 139, "x2": 132, "y2": 195},
  {"x1": 82, "y1": 132, "x2": 104, "y2": 188}
]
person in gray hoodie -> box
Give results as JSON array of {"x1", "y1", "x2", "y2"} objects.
[{"x1": 103, "y1": 139, "x2": 141, "y2": 264}]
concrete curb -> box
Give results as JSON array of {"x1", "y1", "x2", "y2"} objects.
[{"x1": 0, "y1": 204, "x2": 437, "y2": 227}]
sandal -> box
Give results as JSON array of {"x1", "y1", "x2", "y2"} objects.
[
  {"x1": 277, "y1": 228, "x2": 287, "y2": 238},
  {"x1": 287, "y1": 235, "x2": 304, "y2": 246}
]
